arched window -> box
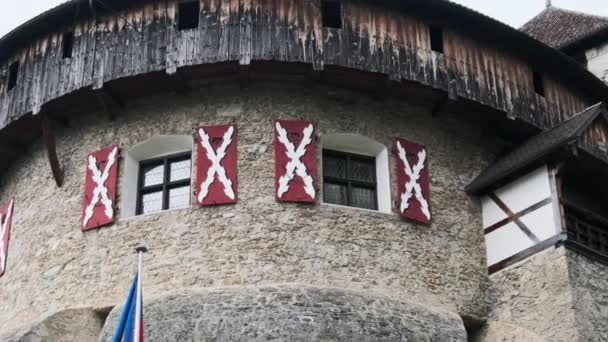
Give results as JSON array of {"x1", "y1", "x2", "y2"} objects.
[
  {"x1": 321, "y1": 133, "x2": 391, "y2": 213},
  {"x1": 122, "y1": 135, "x2": 193, "y2": 218}
]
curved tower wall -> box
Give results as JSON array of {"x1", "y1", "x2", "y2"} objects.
[{"x1": 0, "y1": 83, "x2": 493, "y2": 339}]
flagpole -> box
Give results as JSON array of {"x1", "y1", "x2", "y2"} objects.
[{"x1": 134, "y1": 246, "x2": 147, "y2": 342}]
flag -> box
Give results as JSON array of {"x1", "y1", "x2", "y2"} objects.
[{"x1": 113, "y1": 254, "x2": 144, "y2": 342}]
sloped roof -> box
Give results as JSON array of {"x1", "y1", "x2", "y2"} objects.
[
  {"x1": 520, "y1": 6, "x2": 608, "y2": 49},
  {"x1": 466, "y1": 103, "x2": 608, "y2": 194}
]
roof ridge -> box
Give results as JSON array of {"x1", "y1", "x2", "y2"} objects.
[
  {"x1": 520, "y1": 6, "x2": 608, "y2": 49},
  {"x1": 520, "y1": 8, "x2": 553, "y2": 30},
  {"x1": 546, "y1": 5, "x2": 608, "y2": 22}
]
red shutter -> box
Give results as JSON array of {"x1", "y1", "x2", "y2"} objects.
[
  {"x1": 274, "y1": 120, "x2": 318, "y2": 203},
  {"x1": 395, "y1": 138, "x2": 432, "y2": 224},
  {"x1": 81, "y1": 145, "x2": 120, "y2": 231},
  {"x1": 0, "y1": 199, "x2": 14, "y2": 277},
  {"x1": 195, "y1": 125, "x2": 238, "y2": 206}
]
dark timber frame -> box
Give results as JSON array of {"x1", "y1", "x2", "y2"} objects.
[
  {"x1": 485, "y1": 190, "x2": 559, "y2": 274},
  {"x1": 136, "y1": 152, "x2": 192, "y2": 215},
  {"x1": 488, "y1": 234, "x2": 565, "y2": 274},
  {"x1": 40, "y1": 112, "x2": 64, "y2": 187}
]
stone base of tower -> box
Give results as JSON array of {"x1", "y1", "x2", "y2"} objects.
[{"x1": 99, "y1": 285, "x2": 467, "y2": 342}]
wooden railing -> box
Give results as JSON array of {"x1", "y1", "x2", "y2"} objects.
[{"x1": 565, "y1": 202, "x2": 608, "y2": 261}]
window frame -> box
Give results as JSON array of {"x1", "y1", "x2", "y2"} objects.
[
  {"x1": 322, "y1": 149, "x2": 378, "y2": 210},
  {"x1": 136, "y1": 151, "x2": 192, "y2": 216}
]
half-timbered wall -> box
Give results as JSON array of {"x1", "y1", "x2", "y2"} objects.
[
  {"x1": 482, "y1": 165, "x2": 562, "y2": 272},
  {"x1": 0, "y1": 0, "x2": 594, "y2": 131}
]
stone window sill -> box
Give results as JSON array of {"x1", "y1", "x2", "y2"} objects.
[
  {"x1": 119, "y1": 205, "x2": 193, "y2": 223},
  {"x1": 321, "y1": 202, "x2": 395, "y2": 218}
]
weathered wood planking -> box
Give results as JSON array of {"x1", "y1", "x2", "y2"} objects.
[
  {"x1": 0, "y1": 0, "x2": 594, "y2": 133},
  {"x1": 580, "y1": 118, "x2": 608, "y2": 163}
]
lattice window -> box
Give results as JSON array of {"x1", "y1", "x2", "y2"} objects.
[
  {"x1": 323, "y1": 150, "x2": 377, "y2": 210},
  {"x1": 566, "y1": 206, "x2": 608, "y2": 258},
  {"x1": 136, "y1": 152, "x2": 192, "y2": 215}
]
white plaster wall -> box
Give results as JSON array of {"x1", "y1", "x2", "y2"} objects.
[
  {"x1": 485, "y1": 223, "x2": 535, "y2": 265},
  {"x1": 586, "y1": 42, "x2": 608, "y2": 83},
  {"x1": 482, "y1": 165, "x2": 559, "y2": 266}
]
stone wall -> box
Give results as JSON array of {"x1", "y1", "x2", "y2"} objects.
[
  {"x1": 99, "y1": 286, "x2": 468, "y2": 342},
  {"x1": 487, "y1": 247, "x2": 578, "y2": 342},
  {"x1": 0, "y1": 82, "x2": 494, "y2": 339},
  {"x1": 470, "y1": 321, "x2": 546, "y2": 342},
  {"x1": 6, "y1": 308, "x2": 108, "y2": 342},
  {"x1": 568, "y1": 250, "x2": 608, "y2": 341}
]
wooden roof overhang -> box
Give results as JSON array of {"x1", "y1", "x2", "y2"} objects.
[
  {"x1": 1, "y1": 0, "x2": 606, "y2": 97},
  {"x1": 0, "y1": 0, "x2": 607, "y2": 183},
  {"x1": 466, "y1": 103, "x2": 608, "y2": 195}
]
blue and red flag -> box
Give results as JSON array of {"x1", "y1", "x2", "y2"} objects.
[{"x1": 113, "y1": 256, "x2": 144, "y2": 342}]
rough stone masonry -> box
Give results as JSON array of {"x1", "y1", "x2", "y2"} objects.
[{"x1": 0, "y1": 82, "x2": 495, "y2": 340}]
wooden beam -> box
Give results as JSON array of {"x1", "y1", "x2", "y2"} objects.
[
  {"x1": 305, "y1": 69, "x2": 321, "y2": 88},
  {"x1": 41, "y1": 112, "x2": 64, "y2": 187},
  {"x1": 239, "y1": 65, "x2": 250, "y2": 89},
  {"x1": 169, "y1": 70, "x2": 192, "y2": 95},
  {"x1": 371, "y1": 77, "x2": 392, "y2": 101},
  {"x1": 489, "y1": 192, "x2": 541, "y2": 243},
  {"x1": 431, "y1": 91, "x2": 456, "y2": 117},
  {"x1": 95, "y1": 86, "x2": 125, "y2": 121},
  {"x1": 549, "y1": 162, "x2": 567, "y2": 234},
  {"x1": 489, "y1": 234, "x2": 565, "y2": 274},
  {"x1": 0, "y1": 140, "x2": 23, "y2": 156},
  {"x1": 484, "y1": 197, "x2": 552, "y2": 234}
]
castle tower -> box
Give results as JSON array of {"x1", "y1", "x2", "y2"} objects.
[{"x1": 0, "y1": 1, "x2": 606, "y2": 341}]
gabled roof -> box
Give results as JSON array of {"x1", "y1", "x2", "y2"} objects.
[
  {"x1": 520, "y1": 6, "x2": 608, "y2": 49},
  {"x1": 466, "y1": 103, "x2": 608, "y2": 194}
]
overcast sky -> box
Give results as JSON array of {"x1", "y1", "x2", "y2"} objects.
[{"x1": 1, "y1": 0, "x2": 608, "y2": 37}]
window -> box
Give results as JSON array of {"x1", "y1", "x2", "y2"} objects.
[
  {"x1": 323, "y1": 150, "x2": 377, "y2": 210},
  {"x1": 178, "y1": 0, "x2": 200, "y2": 31},
  {"x1": 321, "y1": 133, "x2": 391, "y2": 213},
  {"x1": 62, "y1": 31, "x2": 74, "y2": 59},
  {"x1": 7, "y1": 61, "x2": 19, "y2": 91},
  {"x1": 533, "y1": 70, "x2": 545, "y2": 97},
  {"x1": 136, "y1": 152, "x2": 192, "y2": 215},
  {"x1": 322, "y1": 1, "x2": 342, "y2": 29},
  {"x1": 122, "y1": 135, "x2": 192, "y2": 218},
  {"x1": 565, "y1": 204, "x2": 608, "y2": 259},
  {"x1": 430, "y1": 26, "x2": 444, "y2": 53}
]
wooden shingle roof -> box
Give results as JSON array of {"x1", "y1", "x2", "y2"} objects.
[
  {"x1": 466, "y1": 103, "x2": 608, "y2": 194},
  {"x1": 521, "y1": 6, "x2": 608, "y2": 49}
]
